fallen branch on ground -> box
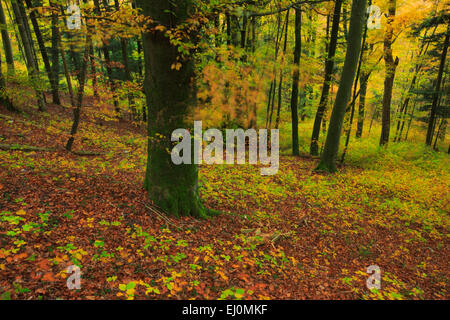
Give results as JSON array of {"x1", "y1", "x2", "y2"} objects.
[
  {"x1": 0, "y1": 143, "x2": 104, "y2": 156},
  {"x1": 0, "y1": 143, "x2": 57, "y2": 152}
]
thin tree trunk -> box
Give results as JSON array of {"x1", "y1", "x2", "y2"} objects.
[
  {"x1": 290, "y1": 6, "x2": 301, "y2": 156},
  {"x1": 226, "y1": 13, "x2": 231, "y2": 46},
  {"x1": 89, "y1": 44, "x2": 98, "y2": 99},
  {"x1": 132, "y1": 0, "x2": 143, "y2": 78},
  {"x1": 266, "y1": 80, "x2": 274, "y2": 128},
  {"x1": 240, "y1": 11, "x2": 247, "y2": 49},
  {"x1": 356, "y1": 70, "x2": 368, "y2": 138},
  {"x1": 0, "y1": 43, "x2": 15, "y2": 111},
  {"x1": 266, "y1": 13, "x2": 282, "y2": 129},
  {"x1": 404, "y1": 99, "x2": 416, "y2": 140},
  {"x1": 25, "y1": 0, "x2": 60, "y2": 105},
  {"x1": 0, "y1": 0, "x2": 14, "y2": 76},
  {"x1": 433, "y1": 117, "x2": 444, "y2": 150},
  {"x1": 269, "y1": 78, "x2": 277, "y2": 128},
  {"x1": 380, "y1": 0, "x2": 398, "y2": 146},
  {"x1": 66, "y1": 35, "x2": 92, "y2": 151},
  {"x1": 114, "y1": 0, "x2": 135, "y2": 119},
  {"x1": 342, "y1": 2, "x2": 348, "y2": 40},
  {"x1": 394, "y1": 27, "x2": 435, "y2": 142},
  {"x1": 50, "y1": 1, "x2": 60, "y2": 101},
  {"x1": 275, "y1": 10, "x2": 289, "y2": 129},
  {"x1": 310, "y1": 0, "x2": 343, "y2": 155},
  {"x1": 93, "y1": 0, "x2": 119, "y2": 115},
  {"x1": 5, "y1": 0, "x2": 25, "y2": 63},
  {"x1": 426, "y1": 25, "x2": 448, "y2": 146},
  {"x1": 59, "y1": 38, "x2": 75, "y2": 107},
  {"x1": 316, "y1": 0, "x2": 366, "y2": 172},
  {"x1": 341, "y1": 8, "x2": 369, "y2": 163},
  {"x1": 10, "y1": 0, "x2": 45, "y2": 111},
  {"x1": 133, "y1": 2, "x2": 144, "y2": 120}
]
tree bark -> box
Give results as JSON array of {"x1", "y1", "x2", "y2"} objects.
[
  {"x1": 356, "y1": 70, "x2": 369, "y2": 138},
  {"x1": 275, "y1": 10, "x2": 289, "y2": 130},
  {"x1": 50, "y1": 1, "x2": 60, "y2": 101},
  {"x1": 290, "y1": 7, "x2": 301, "y2": 156},
  {"x1": 66, "y1": 35, "x2": 92, "y2": 151},
  {"x1": 93, "y1": 0, "x2": 119, "y2": 115},
  {"x1": 310, "y1": 0, "x2": 343, "y2": 156},
  {"x1": 114, "y1": 0, "x2": 135, "y2": 119},
  {"x1": 0, "y1": 0, "x2": 14, "y2": 76},
  {"x1": 137, "y1": 0, "x2": 213, "y2": 218},
  {"x1": 266, "y1": 13, "x2": 282, "y2": 129},
  {"x1": 10, "y1": 0, "x2": 46, "y2": 111},
  {"x1": 379, "y1": 0, "x2": 398, "y2": 146},
  {"x1": 426, "y1": 25, "x2": 448, "y2": 146},
  {"x1": 25, "y1": 0, "x2": 60, "y2": 105},
  {"x1": 315, "y1": 0, "x2": 367, "y2": 172},
  {"x1": 0, "y1": 41, "x2": 14, "y2": 111}
]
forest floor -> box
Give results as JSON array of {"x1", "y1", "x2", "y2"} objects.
[{"x1": 0, "y1": 96, "x2": 449, "y2": 300}]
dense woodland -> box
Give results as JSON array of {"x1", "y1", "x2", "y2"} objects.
[{"x1": 0, "y1": 0, "x2": 448, "y2": 300}]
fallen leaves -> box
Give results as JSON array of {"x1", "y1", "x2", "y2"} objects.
[
  {"x1": 42, "y1": 273, "x2": 57, "y2": 282},
  {"x1": 0, "y1": 102, "x2": 448, "y2": 301}
]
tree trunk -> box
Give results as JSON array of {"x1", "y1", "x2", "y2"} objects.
[
  {"x1": 93, "y1": 0, "x2": 119, "y2": 115},
  {"x1": 50, "y1": 1, "x2": 60, "y2": 100},
  {"x1": 379, "y1": 0, "x2": 398, "y2": 146},
  {"x1": 426, "y1": 25, "x2": 448, "y2": 146},
  {"x1": 310, "y1": 0, "x2": 343, "y2": 155},
  {"x1": 5, "y1": 0, "x2": 25, "y2": 63},
  {"x1": 25, "y1": 0, "x2": 60, "y2": 105},
  {"x1": 275, "y1": 10, "x2": 289, "y2": 130},
  {"x1": 356, "y1": 70, "x2": 368, "y2": 138},
  {"x1": 114, "y1": 0, "x2": 135, "y2": 119},
  {"x1": 266, "y1": 13, "x2": 283, "y2": 129},
  {"x1": 0, "y1": 43, "x2": 15, "y2": 111},
  {"x1": 340, "y1": 10, "x2": 369, "y2": 163},
  {"x1": 290, "y1": 7, "x2": 301, "y2": 156},
  {"x1": 0, "y1": 0, "x2": 14, "y2": 76},
  {"x1": 137, "y1": 0, "x2": 213, "y2": 218},
  {"x1": 10, "y1": 0, "x2": 46, "y2": 111},
  {"x1": 226, "y1": 13, "x2": 231, "y2": 46},
  {"x1": 315, "y1": 0, "x2": 366, "y2": 172},
  {"x1": 66, "y1": 35, "x2": 92, "y2": 151},
  {"x1": 240, "y1": 12, "x2": 247, "y2": 49},
  {"x1": 58, "y1": 28, "x2": 75, "y2": 107},
  {"x1": 393, "y1": 27, "x2": 434, "y2": 142}
]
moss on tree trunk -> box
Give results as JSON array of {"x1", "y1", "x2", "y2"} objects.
[{"x1": 137, "y1": 0, "x2": 215, "y2": 218}]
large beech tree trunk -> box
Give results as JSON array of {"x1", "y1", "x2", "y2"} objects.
[
  {"x1": 137, "y1": 0, "x2": 213, "y2": 218},
  {"x1": 316, "y1": 0, "x2": 367, "y2": 172}
]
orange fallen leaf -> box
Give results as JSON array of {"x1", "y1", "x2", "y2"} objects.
[
  {"x1": 13, "y1": 253, "x2": 28, "y2": 261},
  {"x1": 37, "y1": 259, "x2": 51, "y2": 271},
  {"x1": 42, "y1": 273, "x2": 57, "y2": 282}
]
